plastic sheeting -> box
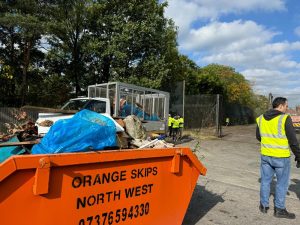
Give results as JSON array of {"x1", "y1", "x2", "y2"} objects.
[
  {"x1": 120, "y1": 104, "x2": 160, "y2": 121},
  {"x1": 0, "y1": 136, "x2": 26, "y2": 163},
  {"x1": 32, "y1": 110, "x2": 116, "y2": 154}
]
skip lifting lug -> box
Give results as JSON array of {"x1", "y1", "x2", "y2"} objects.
[
  {"x1": 171, "y1": 150, "x2": 183, "y2": 174},
  {"x1": 33, "y1": 157, "x2": 51, "y2": 195}
]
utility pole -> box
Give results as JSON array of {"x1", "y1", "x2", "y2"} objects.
[
  {"x1": 182, "y1": 80, "x2": 185, "y2": 119},
  {"x1": 268, "y1": 93, "x2": 273, "y2": 109},
  {"x1": 216, "y1": 94, "x2": 222, "y2": 137}
]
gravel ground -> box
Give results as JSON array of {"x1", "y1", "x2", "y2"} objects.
[{"x1": 181, "y1": 124, "x2": 300, "y2": 225}]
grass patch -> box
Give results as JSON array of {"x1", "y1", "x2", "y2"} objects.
[{"x1": 183, "y1": 128, "x2": 218, "y2": 140}]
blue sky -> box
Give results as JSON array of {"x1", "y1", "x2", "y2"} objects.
[{"x1": 163, "y1": 0, "x2": 300, "y2": 107}]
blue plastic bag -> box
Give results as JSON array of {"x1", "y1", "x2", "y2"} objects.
[{"x1": 32, "y1": 110, "x2": 116, "y2": 154}]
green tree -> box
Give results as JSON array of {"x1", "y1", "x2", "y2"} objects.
[
  {"x1": 199, "y1": 64, "x2": 254, "y2": 106},
  {"x1": 173, "y1": 55, "x2": 200, "y2": 95},
  {"x1": 0, "y1": 0, "x2": 46, "y2": 105},
  {"x1": 86, "y1": 0, "x2": 179, "y2": 90},
  {"x1": 1, "y1": 0, "x2": 182, "y2": 106},
  {"x1": 45, "y1": 0, "x2": 91, "y2": 96},
  {"x1": 251, "y1": 94, "x2": 269, "y2": 117}
]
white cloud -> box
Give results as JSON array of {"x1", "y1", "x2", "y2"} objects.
[
  {"x1": 181, "y1": 20, "x2": 275, "y2": 51},
  {"x1": 241, "y1": 69, "x2": 300, "y2": 107},
  {"x1": 295, "y1": 26, "x2": 300, "y2": 37},
  {"x1": 165, "y1": 0, "x2": 285, "y2": 39},
  {"x1": 202, "y1": 51, "x2": 300, "y2": 70},
  {"x1": 178, "y1": 19, "x2": 300, "y2": 70},
  {"x1": 242, "y1": 69, "x2": 295, "y2": 85},
  {"x1": 164, "y1": 0, "x2": 300, "y2": 107},
  {"x1": 165, "y1": 0, "x2": 285, "y2": 20},
  {"x1": 164, "y1": 0, "x2": 200, "y2": 36},
  {"x1": 259, "y1": 42, "x2": 300, "y2": 53},
  {"x1": 195, "y1": 0, "x2": 285, "y2": 18}
]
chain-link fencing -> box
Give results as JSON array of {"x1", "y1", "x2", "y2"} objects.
[
  {"x1": 168, "y1": 82, "x2": 255, "y2": 137},
  {"x1": 170, "y1": 94, "x2": 221, "y2": 137}
]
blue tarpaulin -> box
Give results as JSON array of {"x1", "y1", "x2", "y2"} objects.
[{"x1": 32, "y1": 110, "x2": 117, "y2": 154}]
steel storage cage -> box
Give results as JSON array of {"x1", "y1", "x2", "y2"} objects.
[{"x1": 88, "y1": 82, "x2": 170, "y2": 132}]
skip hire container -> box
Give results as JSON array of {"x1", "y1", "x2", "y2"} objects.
[{"x1": 0, "y1": 147, "x2": 206, "y2": 225}]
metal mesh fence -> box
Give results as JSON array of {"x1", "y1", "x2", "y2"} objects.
[
  {"x1": 168, "y1": 81, "x2": 221, "y2": 136},
  {"x1": 170, "y1": 91, "x2": 221, "y2": 136},
  {"x1": 223, "y1": 103, "x2": 254, "y2": 125},
  {"x1": 184, "y1": 95, "x2": 218, "y2": 129},
  {"x1": 169, "y1": 81, "x2": 184, "y2": 117},
  {"x1": 168, "y1": 80, "x2": 256, "y2": 135}
]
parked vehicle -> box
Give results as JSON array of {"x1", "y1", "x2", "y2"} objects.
[
  {"x1": 36, "y1": 82, "x2": 169, "y2": 135},
  {"x1": 290, "y1": 114, "x2": 300, "y2": 132},
  {"x1": 35, "y1": 97, "x2": 122, "y2": 136}
]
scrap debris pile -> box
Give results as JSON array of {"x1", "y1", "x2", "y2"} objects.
[
  {"x1": 120, "y1": 115, "x2": 174, "y2": 149},
  {"x1": 0, "y1": 110, "x2": 174, "y2": 163},
  {"x1": 0, "y1": 111, "x2": 38, "y2": 142}
]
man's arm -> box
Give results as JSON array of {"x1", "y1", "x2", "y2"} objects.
[
  {"x1": 256, "y1": 125, "x2": 261, "y2": 142},
  {"x1": 285, "y1": 116, "x2": 300, "y2": 161}
]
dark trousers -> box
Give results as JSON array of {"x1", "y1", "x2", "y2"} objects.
[
  {"x1": 179, "y1": 127, "x2": 183, "y2": 138},
  {"x1": 168, "y1": 126, "x2": 173, "y2": 137},
  {"x1": 172, "y1": 128, "x2": 179, "y2": 139}
]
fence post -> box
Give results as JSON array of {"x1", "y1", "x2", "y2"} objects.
[
  {"x1": 182, "y1": 80, "x2": 185, "y2": 119},
  {"x1": 268, "y1": 93, "x2": 273, "y2": 109},
  {"x1": 215, "y1": 94, "x2": 222, "y2": 137}
]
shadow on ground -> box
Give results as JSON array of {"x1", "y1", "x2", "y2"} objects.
[
  {"x1": 258, "y1": 177, "x2": 300, "y2": 201},
  {"x1": 289, "y1": 179, "x2": 300, "y2": 200},
  {"x1": 165, "y1": 135, "x2": 194, "y2": 145},
  {"x1": 182, "y1": 184, "x2": 224, "y2": 225}
]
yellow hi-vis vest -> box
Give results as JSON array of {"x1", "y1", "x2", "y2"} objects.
[
  {"x1": 172, "y1": 118, "x2": 180, "y2": 128},
  {"x1": 256, "y1": 114, "x2": 290, "y2": 158},
  {"x1": 179, "y1": 117, "x2": 184, "y2": 128},
  {"x1": 168, "y1": 116, "x2": 173, "y2": 127}
]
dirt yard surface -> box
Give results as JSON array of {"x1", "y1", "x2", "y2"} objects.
[{"x1": 182, "y1": 124, "x2": 300, "y2": 225}]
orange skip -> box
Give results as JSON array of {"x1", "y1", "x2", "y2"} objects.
[{"x1": 0, "y1": 147, "x2": 206, "y2": 225}]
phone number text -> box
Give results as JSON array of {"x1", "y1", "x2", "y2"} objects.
[{"x1": 78, "y1": 202, "x2": 150, "y2": 225}]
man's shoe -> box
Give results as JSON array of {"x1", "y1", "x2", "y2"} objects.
[
  {"x1": 259, "y1": 204, "x2": 269, "y2": 213},
  {"x1": 274, "y1": 207, "x2": 295, "y2": 219}
]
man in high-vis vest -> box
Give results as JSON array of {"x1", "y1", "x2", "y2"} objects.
[
  {"x1": 172, "y1": 115, "x2": 180, "y2": 141},
  {"x1": 256, "y1": 97, "x2": 300, "y2": 219}
]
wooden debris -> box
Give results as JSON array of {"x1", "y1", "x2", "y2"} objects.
[
  {"x1": 0, "y1": 140, "x2": 39, "y2": 147},
  {"x1": 115, "y1": 119, "x2": 125, "y2": 128},
  {"x1": 21, "y1": 105, "x2": 77, "y2": 114},
  {"x1": 37, "y1": 120, "x2": 54, "y2": 127},
  {"x1": 116, "y1": 132, "x2": 132, "y2": 149}
]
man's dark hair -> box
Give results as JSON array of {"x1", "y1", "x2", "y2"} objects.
[{"x1": 272, "y1": 97, "x2": 287, "y2": 109}]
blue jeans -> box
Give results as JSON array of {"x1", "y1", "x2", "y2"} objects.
[{"x1": 260, "y1": 155, "x2": 290, "y2": 209}]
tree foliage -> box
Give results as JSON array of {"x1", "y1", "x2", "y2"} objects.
[
  {"x1": 45, "y1": 0, "x2": 91, "y2": 95},
  {"x1": 0, "y1": 0, "x2": 267, "y2": 119},
  {"x1": 86, "y1": 0, "x2": 179, "y2": 90},
  {"x1": 201, "y1": 64, "x2": 254, "y2": 106},
  {"x1": 0, "y1": 0, "x2": 46, "y2": 105},
  {"x1": 1, "y1": 0, "x2": 180, "y2": 106}
]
